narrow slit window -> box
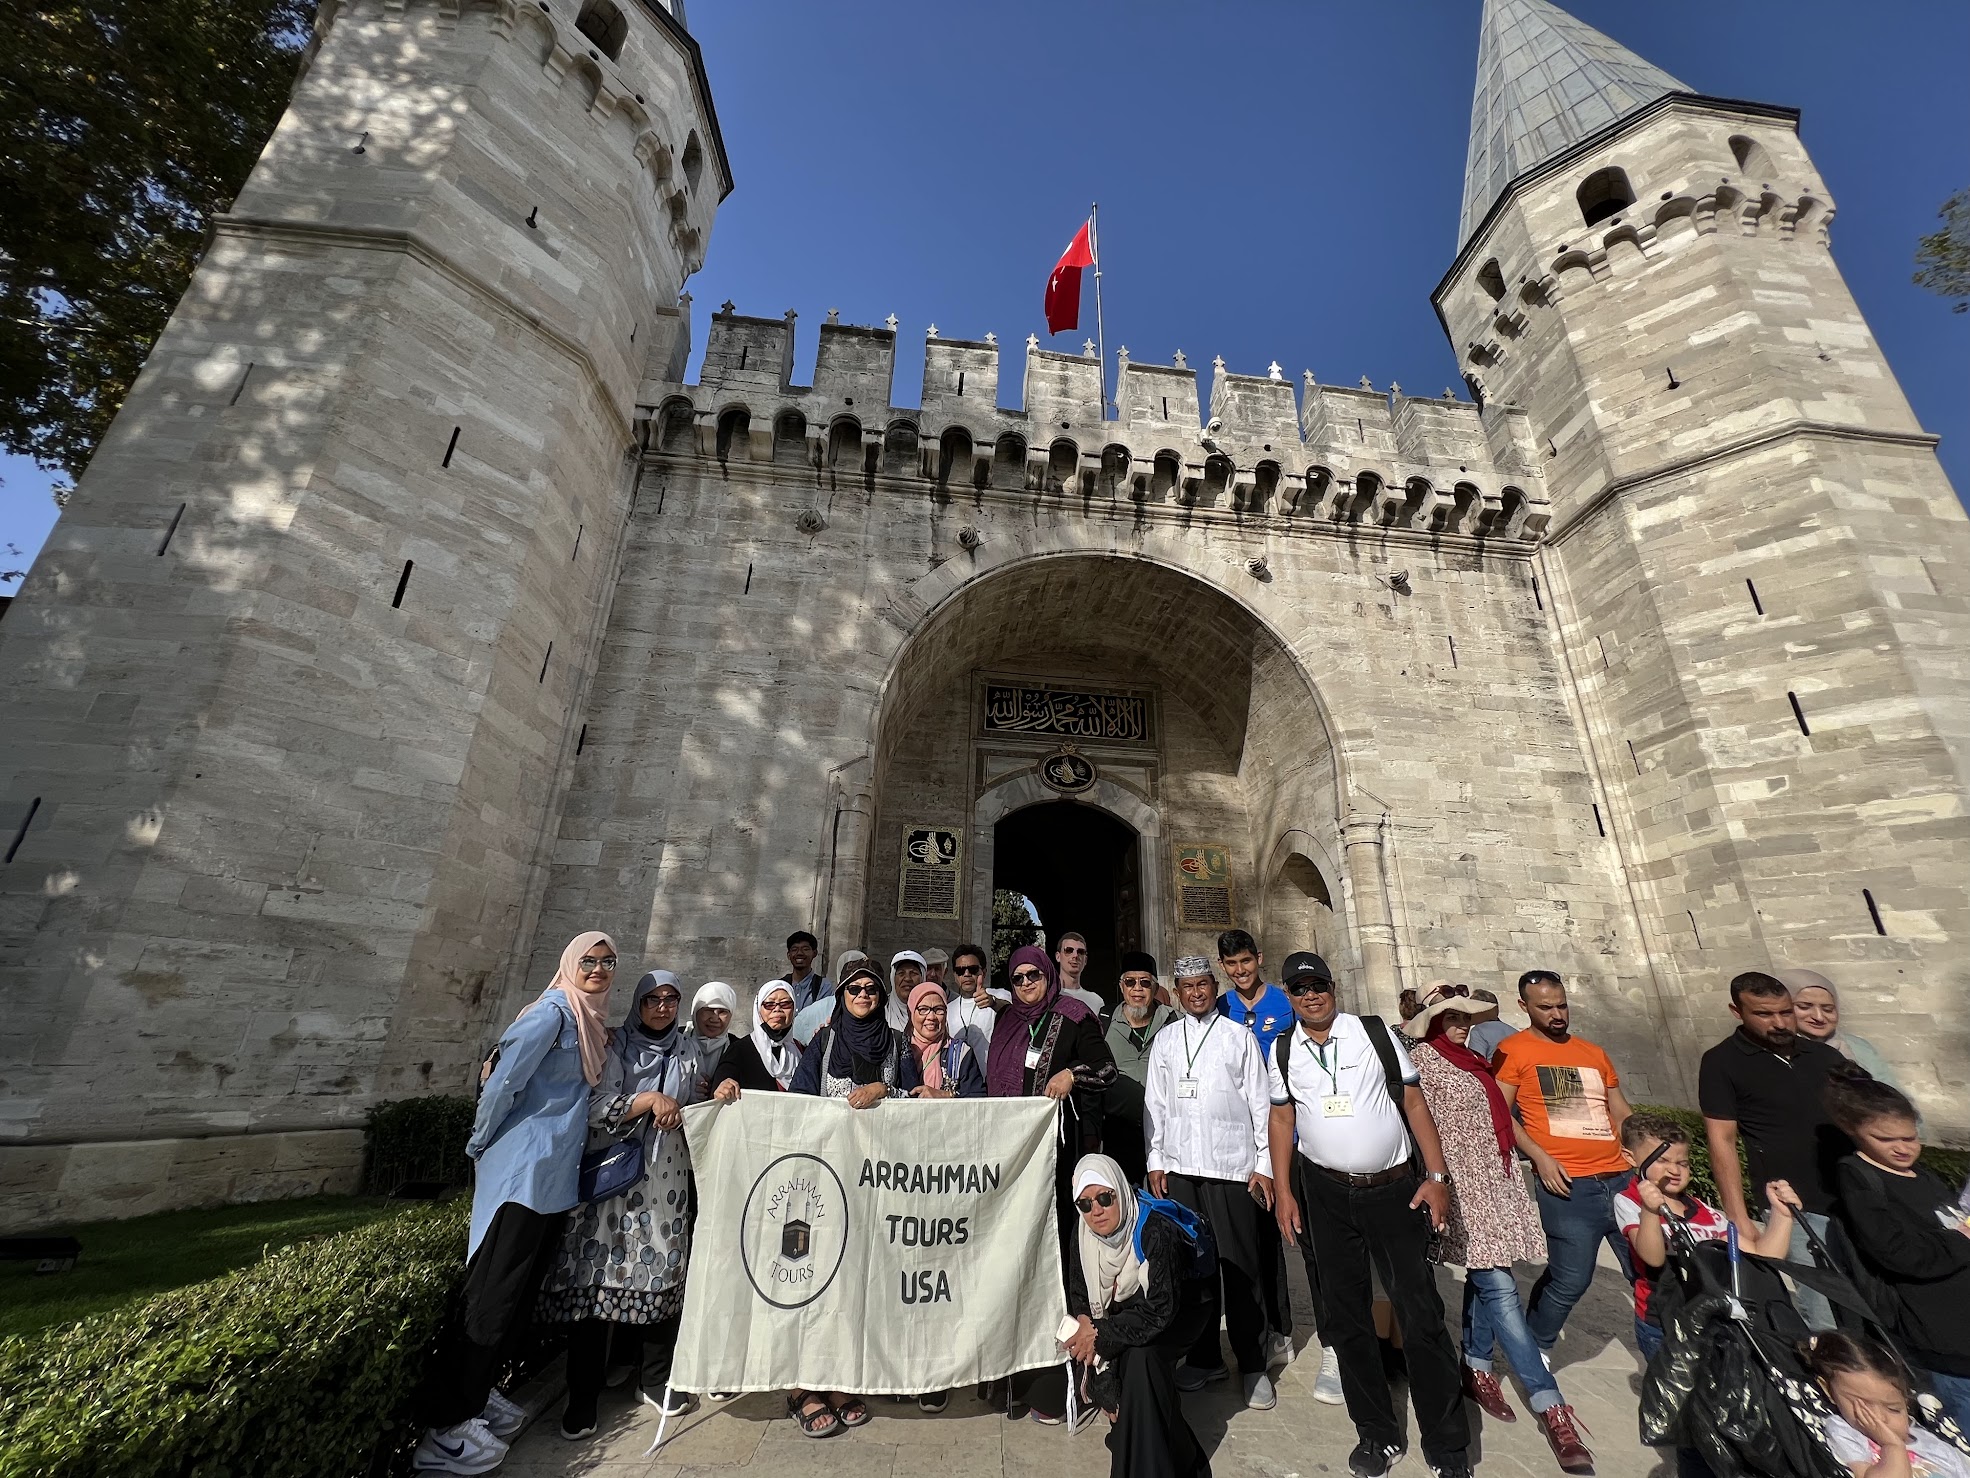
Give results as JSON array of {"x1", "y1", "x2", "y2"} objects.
[
  {"x1": 1746, "y1": 578, "x2": 1763, "y2": 615},
  {"x1": 1531, "y1": 574, "x2": 1543, "y2": 610},
  {"x1": 572, "y1": 524, "x2": 583, "y2": 560},
  {"x1": 230, "y1": 362, "x2": 255, "y2": 406},
  {"x1": 739, "y1": 347, "x2": 748, "y2": 370},
  {"x1": 743, "y1": 562, "x2": 753, "y2": 595},
  {"x1": 1687, "y1": 910, "x2": 1703, "y2": 949},
  {"x1": 391, "y1": 559, "x2": 413, "y2": 609},
  {"x1": 576, "y1": 724, "x2": 588, "y2": 755},
  {"x1": 1628, "y1": 739, "x2": 1641, "y2": 775},
  {"x1": 1788, "y1": 691, "x2": 1811, "y2": 735},
  {"x1": 1863, "y1": 889, "x2": 1887, "y2": 936},
  {"x1": 1591, "y1": 802, "x2": 1605, "y2": 837},
  {"x1": 1162, "y1": 397, "x2": 1169, "y2": 420},
  {"x1": 538, "y1": 642, "x2": 553, "y2": 683},
  {"x1": 957, "y1": 372, "x2": 965, "y2": 395},
  {"x1": 1447, "y1": 636, "x2": 1458, "y2": 669},
  {"x1": 5, "y1": 797, "x2": 42, "y2": 864},
  {"x1": 158, "y1": 503, "x2": 187, "y2": 556},
  {"x1": 442, "y1": 426, "x2": 461, "y2": 468}
]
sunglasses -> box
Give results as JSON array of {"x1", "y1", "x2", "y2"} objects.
[
  {"x1": 1010, "y1": 969, "x2": 1048, "y2": 986},
  {"x1": 1285, "y1": 977, "x2": 1335, "y2": 996},
  {"x1": 954, "y1": 963, "x2": 984, "y2": 975},
  {"x1": 843, "y1": 982, "x2": 881, "y2": 998},
  {"x1": 1073, "y1": 1190, "x2": 1118, "y2": 1213},
  {"x1": 577, "y1": 956, "x2": 618, "y2": 974},
  {"x1": 1425, "y1": 983, "x2": 1471, "y2": 1004}
]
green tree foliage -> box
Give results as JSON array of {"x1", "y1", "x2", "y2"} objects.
[
  {"x1": 0, "y1": 0, "x2": 312, "y2": 479},
  {"x1": 991, "y1": 889, "x2": 1042, "y2": 978},
  {"x1": 1914, "y1": 188, "x2": 1970, "y2": 313}
]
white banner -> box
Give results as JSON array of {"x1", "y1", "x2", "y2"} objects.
[{"x1": 671, "y1": 1093, "x2": 1065, "y2": 1394}]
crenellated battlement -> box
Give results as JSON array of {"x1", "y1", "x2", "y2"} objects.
[{"x1": 642, "y1": 304, "x2": 1552, "y2": 543}]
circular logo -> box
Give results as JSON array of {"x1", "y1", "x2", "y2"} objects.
[
  {"x1": 1037, "y1": 748, "x2": 1097, "y2": 794},
  {"x1": 739, "y1": 1152, "x2": 850, "y2": 1310}
]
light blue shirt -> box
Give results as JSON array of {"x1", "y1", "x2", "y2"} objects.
[{"x1": 466, "y1": 988, "x2": 590, "y2": 1258}]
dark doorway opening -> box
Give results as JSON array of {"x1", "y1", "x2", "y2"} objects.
[{"x1": 991, "y1": 801, "x2": 1141, "y2": 1007}]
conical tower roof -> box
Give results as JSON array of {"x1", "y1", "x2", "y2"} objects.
[{"x1": 1459, "y1": 0, "x2": 1688, "y2": 244}]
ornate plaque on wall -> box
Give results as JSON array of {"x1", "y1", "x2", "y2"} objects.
[
  {"x1": 898, "y1": 824, "x2": 963, "y2": 920},
  {"x1": 981, "y1": 681, "x2": 1154, "y2": 747},
  {"x1": 1172, "y1": 842, "x2": 1238, "y2": 929},
  {"x1": 1036, "y1": 745, "x2": 1097, "y2": 795}
]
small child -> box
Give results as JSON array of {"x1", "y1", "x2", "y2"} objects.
[
  {"x1": 1826, "y1": 1075, "x2": 1970, "y2": 1434},
  {"x1": 1614, "y1": 1110, "x2": 1799, "y2": 1360},
  {"x1": 1807, "y1": 1330, "x2": 1970, "y2": 1478}
]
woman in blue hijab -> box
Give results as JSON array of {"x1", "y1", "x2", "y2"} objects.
[{"x1": 537, "y1": 969, "x2": 703, "y2": 1438}]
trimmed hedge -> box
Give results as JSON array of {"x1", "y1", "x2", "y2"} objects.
[
  {"x1": 0, "y1": 1197, "x2": 467, "y2": 1478},
  {"x1": 1634, "y1": 1103, "x2": 1969, "y2": 1211},
  {"x1": 361, "y1": 1095, "x2": 476, "y2": 1196}
]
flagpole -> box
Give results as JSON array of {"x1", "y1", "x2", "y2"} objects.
[{"x1": 1090, "y1": 202, "x2": 1109, "y2": 421}]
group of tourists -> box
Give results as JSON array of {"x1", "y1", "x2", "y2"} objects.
[{"x1": 411, "y1": 925, "x2": 1970, "y2": 1478}]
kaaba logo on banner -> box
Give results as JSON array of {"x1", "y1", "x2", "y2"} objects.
[{"x1": 741, "y1": 1153, "x2": 849, "y2": 1310}]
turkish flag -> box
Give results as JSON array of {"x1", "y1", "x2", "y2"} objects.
[{"x1": 1044, "y1": 220, "x2": 1095, "y2": 334}]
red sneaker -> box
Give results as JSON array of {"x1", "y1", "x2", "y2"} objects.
[{"x1": 1461, "y1": 1366, "x2": 1515, "y2": 1422}]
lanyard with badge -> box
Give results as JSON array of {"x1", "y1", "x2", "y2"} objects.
[
  {"x1": 1177, "y1": 1014, "x2": 1219, "y2": 1100},
  {"x1": 1308, "y1": 1030, "x2": 1353, "y2": 1119},
  {"x1": 1024, "y1": 1014, "x2": 1050, "y2": 1072}
]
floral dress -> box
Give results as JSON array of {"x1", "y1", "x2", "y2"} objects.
[
  {"x1": 1412, "y1": 1041, "x2": 1547, "y2": 1270},
  {"x1": 536, "y1": 1029, "x2": 704, "y2": 1325}
]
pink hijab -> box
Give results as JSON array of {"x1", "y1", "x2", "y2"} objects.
[
  {"x1": 908, "y1": 981, "x2": 949, "y2": 1090},
  {"x1": 520, "y1": 930, "x2": 618, "y2": 1085}
]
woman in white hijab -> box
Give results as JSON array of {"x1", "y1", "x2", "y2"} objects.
[
  {"x1": 711, "y1": 980, "x2": 803, "y2": 1096},
  {"x1": 682, "y1": 981, "x2": 739, "y2": 1099},
  {"x1": 1061, "y1": 1153, "x2": 1212, "y2": 1478}
]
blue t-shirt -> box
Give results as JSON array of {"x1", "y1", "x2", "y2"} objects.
[{"x1": 1218, "y1": 983, "x2": 1294, "y2": 1065}]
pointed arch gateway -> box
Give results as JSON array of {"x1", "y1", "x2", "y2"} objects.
[{"x1": 839, "y1": 552, "x2": 1377, "y2": 1004}]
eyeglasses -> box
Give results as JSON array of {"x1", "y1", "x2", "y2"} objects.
[
  {"x1": 914, "y1": 1003, "x2": 947, "y2": 1015},
  {"x1": 954, "y1": 963, "x2": 984, "y2": 975},
  {"x1": 1010, "y1": 969, "x2": 1047, "y2": 986},
  {"x1": 644, "y1": 992, "x2": 681, "y2": 1008},
  {"x1": 577, "y1": 956, "x2": 618, "y2": 974},
  {"x1": 1285, "y1": 977, "x2": 1335, "y2": 996},
  {"x1": 843, "y1": 982, "x2": 880, "y2": 998},
  {"x1": 760, "y1": 998, "x2": 794, "y2": 1012},
  {"x1": 1073, "y1": 1191, "x2": 1118, "y2": 1213}
]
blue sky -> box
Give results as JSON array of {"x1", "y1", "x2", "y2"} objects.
[{"x1": 3, "y1": 0, "x2": 1964, "y2": 585}]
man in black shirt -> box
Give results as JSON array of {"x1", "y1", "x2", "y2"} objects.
[{"x1": 1698, "y1": 970, "x2": 1859, "y2": 1330}]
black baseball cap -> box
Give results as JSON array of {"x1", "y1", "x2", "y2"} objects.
[{"x1": 1281, "y1": 951, "x2": 1335, "y2": 990}]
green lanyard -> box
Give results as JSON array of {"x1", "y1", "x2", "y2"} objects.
[
  {"x1": 1027, "y1": 1014, "x2": 1052, "y2": 1053},
  {"x1": 1181, "y1": 1013, "x2": 1220, "y2": 1076},
  {"x1": 1307, "y1": 1031, "x2": 1342, "y2": 1097}
]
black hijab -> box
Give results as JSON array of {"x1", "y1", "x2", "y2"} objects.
[{"x1": 826, "y1": 962, "x2": 895, "y2": 1082}]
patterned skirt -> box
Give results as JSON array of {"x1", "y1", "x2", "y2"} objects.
[{"x1": 537, "y1": 1125, "x2": 693, "y2": 1326}]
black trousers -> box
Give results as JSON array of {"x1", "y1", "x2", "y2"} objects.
[
  {"x1": 1291, "y1": 1159, "x2": 1466, "y2": 1464},
  {"x1": 1166, "y1": 1173, "x2": 1267, "y2": 1376},
  {"x1": 566, "y1": 1314, "x2": 681, "y2": 1415},
  {"x1": 1105, "y1": 1111, "x2": 1150, "y2": 1187},
  {"x1": 430, "y1": 1202, "x2": 567, "y2": 1428},
  {"x1": 1092, "y1": 1335, "x2": 1212, "y2": 1478}
]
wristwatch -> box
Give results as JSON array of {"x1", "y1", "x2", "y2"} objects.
[{"x1": 1422, "y1": 1170, "x2": 1452, "y2": 1185}]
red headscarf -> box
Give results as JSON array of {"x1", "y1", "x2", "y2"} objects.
[{"x1": 1424, "y1": 1013, "x2": 1516, "y2": 1176}]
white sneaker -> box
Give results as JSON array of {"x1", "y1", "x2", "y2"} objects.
[
  {"x1": 1314, "y1": 1347, "x2": 1346, "y2": 1405},
  {"x1": 479, "y1": 1389, "x2": 526, "y2": 1441},
  {"x1": 1267, "y1": 1332, "x2": 1296, "y2": 1367},
  {"x1": 414, "y1": 1419, "x2": 507, "y2": 1474},
  {"x1": 1245, "y1": 1373, "x2": 1277, "y2": 1410}
]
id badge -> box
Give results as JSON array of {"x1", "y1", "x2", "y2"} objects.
[
  {"x1": 1024, "y1": 1047, "x2": 1043, "y2": 1070},
  {"x1": 1321, "y1": 1094, "x2": 1354, "y2": 1119},
  {"x1": 1176, "y1": 1077, "x2": 1199, "y2": 1100}
]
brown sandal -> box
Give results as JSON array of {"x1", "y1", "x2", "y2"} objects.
[{"x1": 788, "y1": 1391, "x2": 840, "y2": 1439}]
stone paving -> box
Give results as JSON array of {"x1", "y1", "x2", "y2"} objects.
[{"x1": 500, "y1": 1252, "x2": 1672, "y2": 1478}]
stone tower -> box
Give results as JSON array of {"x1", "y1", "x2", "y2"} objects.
[
  {"x1": 1436, "y1": 0, "x2": 1970, "y2": 1077},
  {"x1": 0, "y1": 0, "x2": 727, "y2": 1221}
]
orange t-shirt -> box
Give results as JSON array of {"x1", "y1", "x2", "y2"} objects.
[{"x1": 1492, "y1": 1031, "x2": 1628, "y2": 1177}]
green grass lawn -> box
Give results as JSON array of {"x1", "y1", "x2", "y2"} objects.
[{"x1": 0, "y1": 1195, "x2": 407, "y2": 1341}]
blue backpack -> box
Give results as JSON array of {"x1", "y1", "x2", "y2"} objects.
[{"x1": 1132, "y1": 1193, "x2": 1218, "y2": 1281}]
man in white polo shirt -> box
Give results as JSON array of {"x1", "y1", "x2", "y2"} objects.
[
  {"x1": 1267, "y1": 951, "x2": 1469, "y2": 1478},
  {"x1": 1146, "y1": 955, "x2": 1278, "y2": 1411}
]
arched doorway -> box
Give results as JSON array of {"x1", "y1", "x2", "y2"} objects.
[{"x1": 991, "y1": 800, "x2": 1140, "y2": 1003}]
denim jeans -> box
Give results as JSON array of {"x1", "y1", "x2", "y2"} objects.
[
  {"x1": 1634, "y1": 1318, "x2": 1715, "y2": 1478},
  {"x1": 1461, "y1": 1267, "x2": 1561, "y2": 1412},
  {"x1": 1525, "y1": 1170, "x2": 1634, "y2": 1350},
  {"x1": 1925, "y1": 1369, "x2": 1970, "y2": 1434}
]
